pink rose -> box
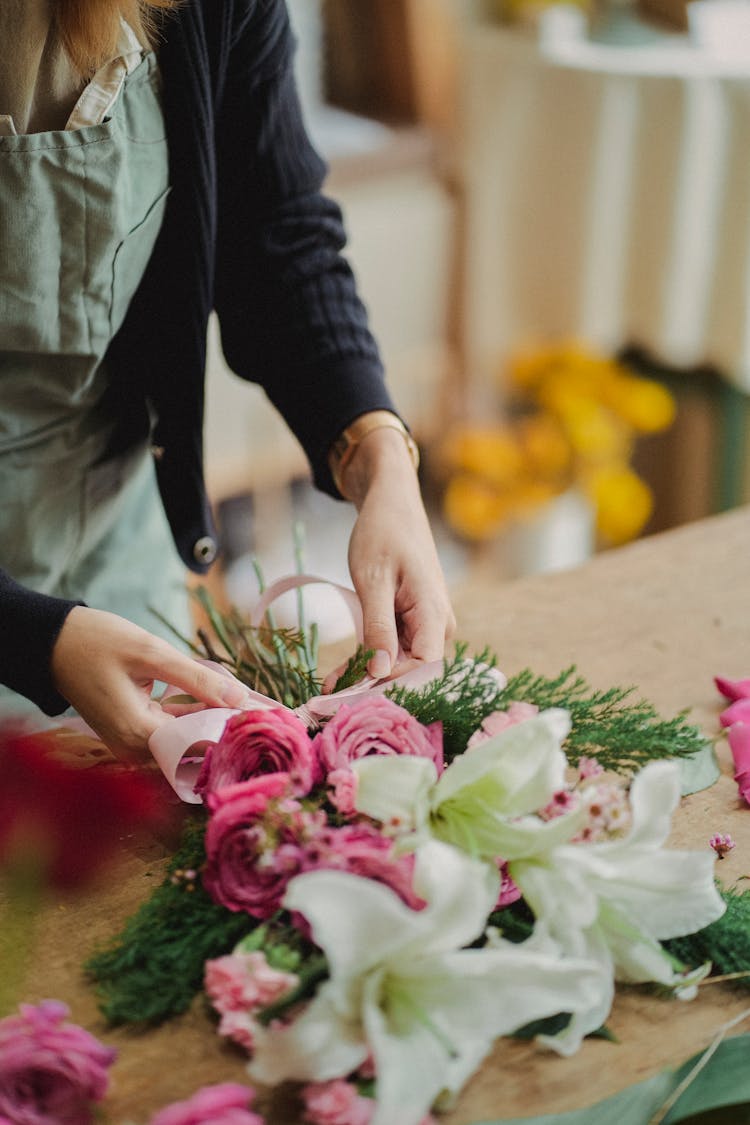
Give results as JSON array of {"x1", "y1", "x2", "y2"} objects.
[
  {"x1": 195, "y1": 709, "x2": 320, "y2": 800},
  {"x1": 467, "y1": 702, "x2": 539, "y2": 749},
  {"x1": 205, "y1": 951, "x2": 298, "y2": 1016},
  {"x1": 149, "y1": 1083, "x2": 264, "y2": 1125},
  {"x1": 0, "y1": 1000, "x2": 116, "y2": 1125},
  {"x1": 203, "y1": 778, "x2": 303, "y2": 918},
  {"x1": 301, "y1": 1080, "x2": 373, "y2": 1125},
  {"x1": 313, "y1": 697, "x2": 443, "y2": 775}
]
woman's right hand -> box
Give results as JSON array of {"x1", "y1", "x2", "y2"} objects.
[{"x1": 50, "y1": 606, "x2": 250, "y2": 759}]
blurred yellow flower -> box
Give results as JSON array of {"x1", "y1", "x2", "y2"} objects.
[
  {"x1": 441, "y1": 427, "x2": 524, "y2": 488},
  {"x1": 603, "y1": 375, "x2": 677, "y2": 433},
  {"x1": 443, "y1": 475, "x2": 513, "y2": 541},
  {"x1": 441, "y1": 342, "x2": 674, "y2": 550},
  {"x1": 584, "y1": 464, "x2": 654, "y2": 546}
]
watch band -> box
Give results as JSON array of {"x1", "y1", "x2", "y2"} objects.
[{"x1": 329, "y1": 411, "x2": 420, "y2": 499}]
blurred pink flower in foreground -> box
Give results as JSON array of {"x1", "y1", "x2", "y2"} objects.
[
  {"x1": 149, "y1": 1082, "x2": 264, "y2": 1125},
  {"x1": 0, "y1": 1000, "x2": 115, "y2": 1125}
]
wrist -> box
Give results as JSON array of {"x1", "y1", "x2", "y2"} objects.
[{"x1": 329, "y1": 411, "x2": 420, "y2": 504}]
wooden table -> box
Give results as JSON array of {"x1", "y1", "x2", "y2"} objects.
[{"x1": 9, "y1": 508, "x2": 750, "y2": 1123}]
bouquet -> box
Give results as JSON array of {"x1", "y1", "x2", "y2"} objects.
[{"x1": 78, "y1": 576, "x2": 747, "y2": 1125}]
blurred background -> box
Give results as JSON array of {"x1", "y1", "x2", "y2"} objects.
[{"x1": 202, "y1": 0, "x2": 750, "y2": 626}]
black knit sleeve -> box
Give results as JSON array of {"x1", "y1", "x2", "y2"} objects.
[
  {"x1": 0, "y1": 570, "x2": 81, "y2": 716},
  {"x1": 213, "y1": 0, "x2": 397, "y2": 497}
]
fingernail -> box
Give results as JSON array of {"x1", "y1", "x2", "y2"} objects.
[
  {"x1": 368, "y1": 650, "x2": 391, "y2": 680},
  {"x1": 219, "y1": 682, "x2": 249, "y2": 708}
]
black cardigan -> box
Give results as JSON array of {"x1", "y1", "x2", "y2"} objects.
[{"x1": 0, "y1": 0, "x2": 396, "y2": 714}]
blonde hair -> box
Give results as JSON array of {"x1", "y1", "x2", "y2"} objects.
[{"x1": 56, "y1": 0, "x2": 180, "y2": 75}]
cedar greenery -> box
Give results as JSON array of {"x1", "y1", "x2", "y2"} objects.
[
  {"x1": 663, "y1": 886, "x2": 750, "y2": 986},
  {"x1": 85, "y1": 816, "x2": 255, "y2": 1025},
  {"x1": 389, "y1": 655, "x2": 708, "y2": 774}
]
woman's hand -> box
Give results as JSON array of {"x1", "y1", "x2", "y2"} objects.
[
  {"x1": 50, "y1": 606, "x2": 250, "y2": 759},
  {"x1": 334, "y1": 424, "x2": 456, "y2": 685}
]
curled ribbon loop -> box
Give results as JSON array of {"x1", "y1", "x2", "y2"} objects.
[{"x1": 148, "y1": 575, "x2": 446, "y2": 803}]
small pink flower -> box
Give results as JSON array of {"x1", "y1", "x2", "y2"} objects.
[
  {"x1": 577, "y1": 756, "x2": 603, "y2": 780},
  {"x1": 216, "y1": 1009, "x2": 261, "y2": 1052},
  {"x1": 327, "y1": 767, "x2": 359, "y2": 816},
  {"x1": 709, "y1": 833, "x2": 736, "y2": 859},
  {"x1": 715, "y1": 675, "x2": 750, "y2": 702},
  {"x1": 495, "y1": 860, "x2": 522, "y2": 908},
  {"x1": 312, "y1": 697, "x2": 443, "y2": 776},
  {"x1": 573, "y1": 782, "x2": 630, "y2": 843},
  {"x1": 149, "y1": 1083, "x2": 264, "y2": 1125},
  {"x1": 195, "y1": 709, "x2": 320, "y2": 801},
  {"x1": 0, "y1": 1000, "x2": 116, "y2": 1125},
  {"x1": 539, "y1": 789, "x2": 580, "y2": 821},
  {"x1": 205, "y1": 951, "x2": 298, "y2": 1016},
  {"x1": 467, "y1": 702, "x2": 539, "y2": 749},
  {"x1": 299, "y1": 822, "x2": 425, "y2": 911},
  {"x1": 301, "y1": 1079, "x2": 373, "y2": 1125}
]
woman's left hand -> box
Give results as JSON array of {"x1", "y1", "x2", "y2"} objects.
[{"x1": 327, "y1": 425, "x2": 456, "y2": 688}]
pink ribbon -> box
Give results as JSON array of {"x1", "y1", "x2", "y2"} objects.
[{"x1": 148, "y1": 575, "x2": 449, "y2": 803}]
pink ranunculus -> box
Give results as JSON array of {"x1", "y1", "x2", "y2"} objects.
[
  {"x1": 301, "y1": 1079, "x2": 373, "y2": 1125},
  {"x1": 149, "y1": 1083, "x2": 264, "y2": 1125},
  {"x1": 205, "y1": 951, "x2": 298, "y2": 1016},
  {"x1": 194, "y1": 709, "x2": 320, "y2": 801},
  {"x1": 202, "y1": 773, "x2": 304, "y2": 917},
  {"x1": 466, "y1": 702, "x2": 539, "y2": 749},
  {"x1": 312, "y1": 696, "x2": 443, "y2": 776},
  {"x1": 0, "y1": 1000, "x2": 116, "y2": 1125}
]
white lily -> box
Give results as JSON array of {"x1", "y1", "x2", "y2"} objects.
[
  {"x1": 352, "y1": 710, "x2": 587, "y2": 860},
  {"x1": 248, "y1": 840, "x2": 606, "y2": 1125},
  {"x1": 509, "y1": 760, "x2": 726, "y2": 1056}
]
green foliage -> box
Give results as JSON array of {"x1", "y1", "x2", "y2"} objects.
[
  {"x1": 497, "y1": 667, "x2": 707, "y2": 774},
  {"x1": 85, "y1": 816, "x2": 256, "y2": 1025},
  {"x1": 391, "y1": 656, "x2": 707, "y2": 773},
  {"x1": 663, "y1": 885, "x2": 750, "y2": 985},
  {"x1": 333, "y1": 645, "x2": 375, "y2": 692},
  {"x1": 151, "y1": 584, "x2": 322, "y2": 709},
  {"x1": 387, "y1": 644, "x2": 505, "y2": 761}
]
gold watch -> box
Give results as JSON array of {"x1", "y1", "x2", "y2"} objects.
[{"x1": 329, "y1": 411, "x2": 420, "y2": 499}]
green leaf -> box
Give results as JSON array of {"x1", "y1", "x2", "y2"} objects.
[
  {"x1": 474, "y1": 1032, "x2": 750, "y2": 1125},
  {"x1": 679, "y1": 740, "x2": 720, "y2": 796}
]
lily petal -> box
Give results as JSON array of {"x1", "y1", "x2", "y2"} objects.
[
  {"x1": 433, "y1": 712, "x2": 569, "y2": 816},
  {"x1": 352, "y1": 755, "x2": 437, "y2": 833}
]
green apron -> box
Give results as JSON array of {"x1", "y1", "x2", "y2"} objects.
[{"x1": 0, "y1": 47, "x2": 192, "y2": 715}]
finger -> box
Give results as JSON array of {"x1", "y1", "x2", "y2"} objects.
[
  {"x1": 147, "y1": 647, "x2": 250, "y2": 709},
  {"x1": 356, "y1": 582, "x2": 398, "y2": 681},
  {"x1": 400, "y1": 602, "x2": 456, "y2": 663}
]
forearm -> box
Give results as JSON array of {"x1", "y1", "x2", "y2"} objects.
[{"x1": 0, "y1": 570, "x2": 81, "y2": 714}]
